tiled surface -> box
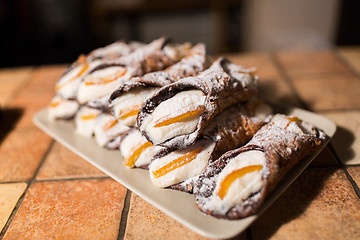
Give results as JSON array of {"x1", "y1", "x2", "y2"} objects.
[
  {"x1": 36, "y1": 142, "x2": 107, "y2": 180},
  {"x1": 0, "y1": 183, "x2": 27, "y2": 232},
  {"x1": 276, "y1": 50, "x2": 350, "y2": 76},
  {"x1": 0, "y1": 128, "x2": 52, "y2": 182},
  {"x1": 338, "y1": 46, "x2": 360, "y2": 75},
  {"x1": 252, "y1": 168, "x2": 360, "y2": 240},
  {"x1": 124, "y1": 193, "x2": 226, "y2": 240},
  {"x1": 290, "y1": 72, "x2": 360, "y2": 111},
  {"x1": 347, "y1": 167, "x2": 360, "y2": 186},
  {"x1": 1, "y1": 48, "x2": 360, "y2": 239},
  {"x1": 322, "y1": 110, "x2": 360, "y2": 165},
  {"x1": 3, "y1": 179, "x2": 126, "y2": 240},
  {"x1": 0, "y1": 67, "x2": 33, "y2": 106}
]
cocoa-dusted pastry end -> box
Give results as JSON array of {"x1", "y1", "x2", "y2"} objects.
[{"x1": 193, "y1": 114, "x2": 327, "y2": 219}]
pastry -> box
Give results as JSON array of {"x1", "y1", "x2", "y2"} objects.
[
  {"x1": 119, "y1": 128, "x2": 165, "y2": 169},
  {"x1": 109, "y1": 43, "x2": 208, "y2": 127},
  {"x1": 138, "y1": 58, "x2": 258, "y2": 149},
  {"x1": 93, "y1": 113, "x2": 130, "y2": 149},
  {"x1": 193, "y1": 114, "x2": 327, "y2": 219},
  {"x1": 148, "y1": 100, "x2": 272, "y2": 192},
  {"x1": 74, "y1": 106, "x2": 102, "y2": 137},
  {"x1": 48, "y1": 95, "x2": 79, "y2": 120}
]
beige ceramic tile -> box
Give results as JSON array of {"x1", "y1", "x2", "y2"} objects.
[
  {"x1": 0, "y1": 67, "x2": 33, "y2": 106},
  {"x1": 36, "y1": 142, "x2": 107, "y2": 180},
  {"x1": 276, "y1": 50, "x2": 350, "y2": 76},
  {"x1": 322, "y1": 110, "x2": 360, "y2": 165},
  {"x1": 0, "y1": 183, "x2": 27, "y2": 232},
  {"x1": 338, "y1": 47, "x2": 360, "y2": 75},
  {"x1": 252, "y1": 168, "x2": 360, "y2": 240},
  {"x1": 258, "y1": 76, "x2": 302, "y2": 108},
  {"x1": 124, "y1": 193, "x2": 240, "y2": 240},
  {"x1": 9, "y1": 65, "x2": 66, "y2": 129},
  {"x1": 0, "y1": 128, "x2": 52, "y2": 182},
  {"x1": 223, "y1": 52, "x2": 281, "y2": 79},
  {"x1": 223, "y1": 52, "x2": 301, "y2": 107},
  {"x1": 3, "y1": 179, "x2": 127, "y2": 240},
  {"x1": 291, "y1": 72, "x2": 360, "y2": 111}
]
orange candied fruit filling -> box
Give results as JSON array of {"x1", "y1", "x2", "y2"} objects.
[
  {"x1": 84, "y1": 69, "x2": 127, "y2": 86},
  {"x1": 102, "y1": 119, "x2": 118, "y2": 131},
  {"x1": 153, "y1": 105, "x2": 205, "y2": 128},
  {"x1": 152, "y1": 148, "x2": 202, "y2": 178},
  {"x1": 124, "y1": 141, "x2": 153, "y2": 168},
  {"x1": 49, "y1": 100, "x2": 62, "y2": 108},
  {"x1": 218, "y1": 165, "x2": 263, "y2": 200},
  {"x1": 56, "y1": 62, "x2": 89, "y2": 91},
  {"x1": 118, "y1": 104, "x2": 141, "y2": 120},
  {"x1": 80, "y1": 114, "x2": 99, "y2": 120}
]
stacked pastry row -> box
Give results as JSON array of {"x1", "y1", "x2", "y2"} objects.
[{"x1": 48, "y1": 38, "x2": 327, "y2": 219}]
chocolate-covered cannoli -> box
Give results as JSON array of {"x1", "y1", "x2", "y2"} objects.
[
  {"x1": 74, "y1": 106, "x2": 102, "y2": 137},
  {"x1": 138, "y1": 58, "x2": 258, "y2": 149},
  {"x1": 55, "y1": 56, "x2": 103, "y2": 100},
  {"x1": 55, "y1": 40, "x2": 144, "y2": 101},
  {"x1": 109, "y1": 44, "x2": 208, "y2": 127},
  {"x1": 76, "y1": 37, "x2": 191, "y2": 109},
  {"x1": 148, "y1": 100, "x2": 272, "y2": 192},
  {"x1": 48, "y1": 96, "x2": 79, "y2": 120},
  {"x1": 119, "y1": 128, "x2": 165, "y2": 169},
  {"x1": 87, "y1": 41, "x2": 144, "y2": 61},
  {"x1": 117, "y1": 37, "x2": 191, "y2": 76},
  {"x1": 194, "y1": 114, "x2": 327, "y2": 219},
  {"x1": 93, "y1": 113, "x2": 130, "y2": 149}
]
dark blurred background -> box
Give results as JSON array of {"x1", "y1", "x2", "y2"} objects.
[{"x1": 0, "y1": 0, "x2": 359, "y2": 67}]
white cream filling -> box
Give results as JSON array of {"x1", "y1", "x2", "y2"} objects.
[
  {"x1": 271, "y1": 114, "x2": 317, "y2": 135},
  {"x1": 140, "y1": 90, "x2": 205, "y2": 145},
  {"x1": 149, "y1": 139, "x2": 215, "y2": 188},
  {"x1": 120, "y1": 129, "x2": 164, "y2": 167},
  {"x1": 56, "y1": 60, "x2": 101, "y2": 99},
  {"x1": 48, "y1": 96, "x2": 79, "y2": 120},
  {"x1": 203, "y1": 150, "x2": 266, "y2": 214},
  {"x1": 93, "y1": 113, "x2": 130, "y2": 147},
  {"x1": 77, "y1": 66, "x2": 135, "y2": 104},
  {"x1": 74, "y1": 106, "x2": 101, "y2": 137},
  {"x1": 110, "y1": 87, "x2": 160, "y2": 127}
]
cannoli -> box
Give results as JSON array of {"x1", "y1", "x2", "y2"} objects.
[
  {"x1": 55, "y1": 56, "x2": 103, "y2": 100},
  {"x1": 193, "y1": 114, "x2": 327, "y2": 219},
  {"x1": 93, "y1": 113, "x2": 130, "y2": 149},
  {"x1": 117, "y1": 37, "x2": 191, "y2": 76},
  {"x1": 138, "y1": 58, "x2": 258, "y2": 149},
  {"x1": 74, "y1": 106, "x2": 102, "y2": 137},
  {"x1": 148, "y1": 100, "x2": 272, "y2": 192},
  {"x1": 119, "y1": 129, "x2": 165, "y2": 169},
  {"x1": 87, "y1": 41, "x2": 143, "y2": 61},
  {"x1": 76, "y1": 37, "x2": 191, "y2": 109},
  {"x1": 48, "y1": 96, "x2": 79, "y2": 120},
  {"x1": 109, "y1": 44, "x2": 208, "y2": 127}
]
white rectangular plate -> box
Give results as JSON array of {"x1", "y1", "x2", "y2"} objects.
[{"x1": 33, "y1": 105, "x2": 335, "y2": 239}]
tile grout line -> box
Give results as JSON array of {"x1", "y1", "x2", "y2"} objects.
[
  {"x1": 0, "y1": 139, "x2": 54, "y2": 239},
  {"x1": 333, "y1": 49, "x2": 360, "y2": 80},
  {"x1": 269, "y1": 52, "x2": 310, "y2": 110},
  {"x1": 117, "y1": 190, "x2": 132, "y2": 240},
  {"x1": 327, "y1": 143, "x2": 360, "y2": 199},
  {"x1": 34, "y1": 175, "x2": 111, "y2": 183},
  {"x1": 343, "y1": 167, "x2": 360, "y2": 199}
]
